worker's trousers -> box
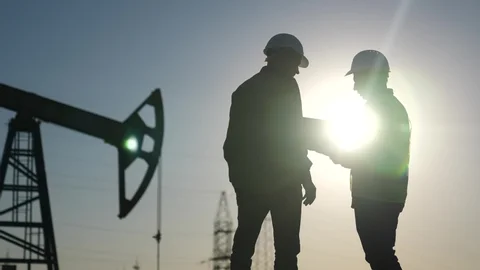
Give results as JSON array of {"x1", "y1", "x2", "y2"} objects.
[
  {"x1": 353, "y1": 198, "x2": 404, "y2": 270},
  {"x1": 230, "y1": 183, "x2": 303, "y2": 270}
]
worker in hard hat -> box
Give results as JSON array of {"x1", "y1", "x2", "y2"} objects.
[
  {"x1": 326, "y1": 50, "x2": 411, "y2": 270},
  {"x1": 223, "y1": 33, "x2": 316, "y2": 270}
]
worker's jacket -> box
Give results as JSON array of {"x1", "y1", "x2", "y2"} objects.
[
  {"x1": 223, "y1": 66, "x2": 312, "y2": 192},
  {"x1": 333, "y1": 88, "x2": 411, "y2": 204}
]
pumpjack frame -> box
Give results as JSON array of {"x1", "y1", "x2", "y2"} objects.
[{"x1": 0, "y1": 83, "x2": 165, "y2": 269}]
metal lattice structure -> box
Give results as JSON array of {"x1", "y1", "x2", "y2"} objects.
[
  {"x1": 252, "y1": 214, "x2": 274, "y2": 270},
  {"x1": 0, "y1": 116, "x2": 59, "y2": 270},
  {"x1": 203, "y1": 191, "x2": 274, "y2": 270},
  {"x1": 211, "y1": 191, "x2": 234, "y2": 270}
]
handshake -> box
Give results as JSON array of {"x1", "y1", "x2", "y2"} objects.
[
  {"x1": 304, "y1": 117, "x2": 337, "y2": 156},
  {"x1": 303, "y1": 117, "x2": 354, "y2": 168}
]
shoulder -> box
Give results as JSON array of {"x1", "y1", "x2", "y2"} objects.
[
  {"x1": 233, "y1": 72, "x2": 260, "y2": 95},
  {"x1": 370, "y1": 92, "x2": 411, "y2": 135},
  {"x1": 374, "y1": 93, "x2": 409, "y2": 123},
  {"x1": 232, "y1": 69, "x2": 276, "y2": 101},
  {"x1": 388, "y1": 98, "x2": 410, "y2": 134}
]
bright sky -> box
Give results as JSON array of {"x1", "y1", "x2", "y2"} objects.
[{"x1": 1, "y1": 1, "x2": 479, "y2": 270}]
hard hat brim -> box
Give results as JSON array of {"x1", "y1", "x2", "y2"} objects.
[
  {"x1": 299, "y1": 55, "x2": 309, "y2": 68},
  {"x1": 344, "y1": 67, "x2": 390, "y2": 76},
  {"x1": 264, "y1": 47, "x2": 309, "y2": 68}
]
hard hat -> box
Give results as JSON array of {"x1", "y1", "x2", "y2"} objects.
[
  {"x1": 263, "y1": 33, "x2": 309, "y2": 68},
  {"x1": 345, "y1": 50, "x2": 390, "y2": 76}
]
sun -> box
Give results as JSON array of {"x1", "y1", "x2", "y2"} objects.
[
  {"x1": 302, "y1": 74, "x2": 380, "y2": 152},
  {"x1": 324, "y1": 96, "x2": 379, "y2": 151}
]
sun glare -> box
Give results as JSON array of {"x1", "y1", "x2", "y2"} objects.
[{"x1": 325, "y1": 96, "x2": 379, "y2": 151}]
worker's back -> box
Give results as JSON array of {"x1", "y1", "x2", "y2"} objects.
[
  {"x1": 223, "y1": 65, "x2": 311, "y2": 192},
  {"x1": 350, "y1": 88, "x2": 411, "y2": 204}
]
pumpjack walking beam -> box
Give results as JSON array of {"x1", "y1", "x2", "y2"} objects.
[
  {"x1": 0, "y1": 83, "x2": 165, "y2": 269},
  {"x1": 0, "y1": 83, "x2": 165, "y2": 218}
]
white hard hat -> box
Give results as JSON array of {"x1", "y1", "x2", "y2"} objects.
[
  {"x1": 345, "y1": 50, "x2": 390, "y2": 76},
  {"x1": 263, "y1": 33, "x2": 309, "y2": 68}
]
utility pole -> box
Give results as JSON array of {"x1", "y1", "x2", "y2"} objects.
[
  {"x1": 153, "y1": 229, "x2": 160, "y2": 270},
  {"x1": 153, "y1": 159, "x2": 162, "y2": 270},
  {"x1": 133, "y1": 258, "x2": 140, "y2": 270}
]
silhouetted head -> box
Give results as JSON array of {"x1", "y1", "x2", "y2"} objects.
[
  {"x1": 345, "y1": 50, "x2": 390, "y2": 99},
  {"x1": 263, "y1": 33, "x2": 309, "y2": 77}
]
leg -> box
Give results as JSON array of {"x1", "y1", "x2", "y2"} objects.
[
  {"x1": 270, "y1": 184, "x2": 303, "y2": 270},
  {"x1": 354, "y1": 199, "x2": 403, "y2": 270},
  {"x1": 230, "y1": 189, "x2": 270, "y2": 270}
]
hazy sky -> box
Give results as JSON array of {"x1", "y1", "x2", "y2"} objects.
[{"x1": 1, "y1": 1, "x2": 479, "y2": 270}]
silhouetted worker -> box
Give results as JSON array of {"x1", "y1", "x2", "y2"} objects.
[
  {"x1": 327, "y1": 50, "x2": 411, "y2": 270},
  {"x1": 223, "y1": 33, "x2": 316, "y2": 270}
]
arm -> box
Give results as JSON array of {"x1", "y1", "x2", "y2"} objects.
[
  {"x1": 289, "y1": 85, "x2": 314, "y2": 185},
  {"x1": 223, "y1": 85, "x2": 266, "y2": 164},
  {"x1": 303, "y1": 117, "x2": 335, "y2": 155},
  {"x1": 300, "y1": 125, "x2": 314, "y2": 186},
  {"x1": 223, "y1": 90, "x2": 247, "y2": 164}
]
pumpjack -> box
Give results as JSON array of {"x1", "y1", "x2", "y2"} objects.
[{"x1": 0, "y1": 83, "x2": 164, "y2": 270}]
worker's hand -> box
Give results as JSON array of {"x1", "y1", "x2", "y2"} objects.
[{"x1": 302, "y1": 181, "x2": 316, "y2": 206}]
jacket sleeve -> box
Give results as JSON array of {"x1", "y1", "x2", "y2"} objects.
[
  {"x1": 223, "y1": 85, "x2": 265, "y2": 165},
  {"x1": 298, "y1": 103, "x2": 314, "y2": 185},
  {"x1": 288, "y1": 82, "x2": 313, "y2": 184}
]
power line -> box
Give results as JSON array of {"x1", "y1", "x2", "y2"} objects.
[
  {"x1": 42, "y1": 149, "x2": 224, "y2": 169},
  {"x1": 47, "y1": 181, "x2": 235, "y2": 197},
  {"x1": 58, "y1": 220, "x2": 213, "y2": 237},
  {"x1": 58, "y1": 252, "x2": 203, "y2": 266},
  {"x1": 58, "y1": 221, "x2": 147, "y2": 235},
  {"x1": 42, "y1": 168, "x2": 235, "y2": 196},
  {"x1": 59, "y1": 246, "x2": 137, "y2": 257}
]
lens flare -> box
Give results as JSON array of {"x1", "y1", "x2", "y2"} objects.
[
  {"x1": 124, "y1": 136, "x2": 139, "y2": 152},
  {"x1": 325, "y1": 99, "x2": 378, "y2": 151}
]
